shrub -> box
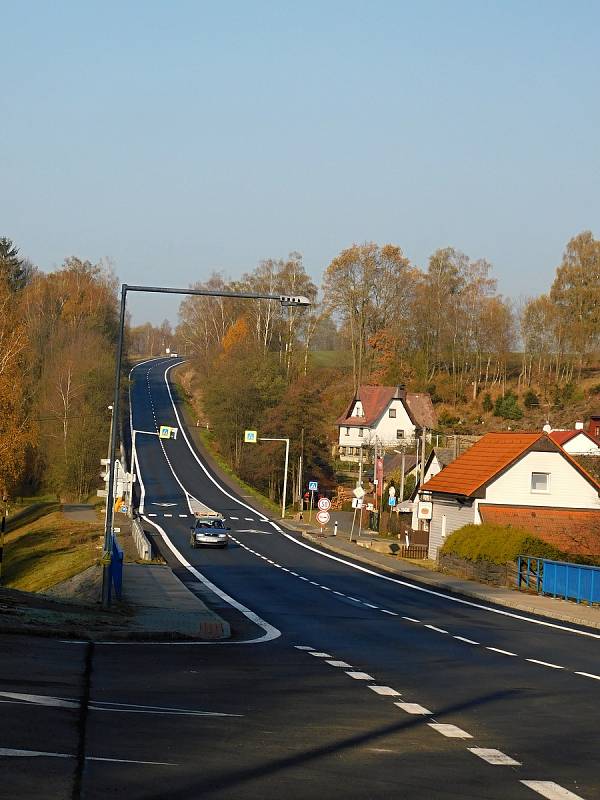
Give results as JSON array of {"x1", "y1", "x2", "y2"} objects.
[
  {"x1": 439, "y1": 410, "x2": 460, "y2": 427},
  {"x1": 494, "y1": 391, "x2": 523, "y2": 420},
  {"x1": 482, "y1": 392, "x2": 493, "y2": 413},
  {"x1": 441, "y1": 523, "x2": 567, "y2": 565},
  {"x1": 523, "y1": 389, "x2": 539, "y2": 409}
]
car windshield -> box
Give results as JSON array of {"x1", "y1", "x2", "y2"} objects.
[{"x1": 196, "y1": 518, "x2": 225, "y2": 529}]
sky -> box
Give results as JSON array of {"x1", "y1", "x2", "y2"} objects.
[{"x1": 2, "y1": 0, "x2": 599, "y2": 325}]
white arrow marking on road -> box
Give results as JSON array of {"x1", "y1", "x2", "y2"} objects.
[{"x1": 0, "y1": 692, "x2": 79, "y2": 709}]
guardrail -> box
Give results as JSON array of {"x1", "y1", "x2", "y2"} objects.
[
  {"x1": 132, "y1": 518, "x2": 152, "y2": 560},
  {"x1": 518, "y1": 555, "x2": 600, "y2": 605}
]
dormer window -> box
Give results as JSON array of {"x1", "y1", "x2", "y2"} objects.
[{"x1": 531, "y1": 472, "x2": 550, "y2": 493}]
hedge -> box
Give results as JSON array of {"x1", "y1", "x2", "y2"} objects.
[{"x1": 440, "y1": 523, "x2": 568, "y2": 565}]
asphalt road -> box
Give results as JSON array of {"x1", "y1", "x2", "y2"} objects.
[{"x1": 0, "y1": 356, "x2": 598, "y2": 800}]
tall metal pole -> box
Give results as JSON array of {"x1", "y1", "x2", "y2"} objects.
[
  {"x1": 102, "y1": 284, "x2": 127, "y2": 609},
  {"x1": 282, "y1": 438, "x2": 290, "y2": 519}
]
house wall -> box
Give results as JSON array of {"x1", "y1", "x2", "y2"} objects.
[
  {"x1": 484, "y1": 451, "x2": 600, "y2": 509},
  {"x1": 428, "y1": 494, "x2": 477, "y2": 559},
  {"x1": 562, "y1": 434, "x2": 600, "y2": 456}
]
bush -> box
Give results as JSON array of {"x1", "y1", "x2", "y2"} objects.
[
  {"x1": 441, "y1": 523, "x2": 567, "y2": 565},
  {"x1": 552, "y1": 382, "x2": 583, "y2": 409},
  {"x1": 439, "y1": 410, "x2": 460, "y2": 427},
  {"x1": 482, "y1": 392, "x2": 493, "y2": 413},
  {"x1": 523, "y1": 389, "x2": 539, "y2": 409},
  {"x1": 494, "y1": 391, "x2": 523, "y2": 420}
]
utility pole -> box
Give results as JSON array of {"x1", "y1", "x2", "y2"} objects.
[
  {"x1": 400, "y1": 450, "x2": 405, "y2": 504},
  {"x1": 420, "y1": 426, "x2": 427, "y2": 487}
]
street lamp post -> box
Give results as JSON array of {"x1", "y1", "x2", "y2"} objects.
[{"x1": 102, "y1": 284, "x2": 310, "y2": 608}]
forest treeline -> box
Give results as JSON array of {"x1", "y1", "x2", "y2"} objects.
[
  {"x1": 173, "y1": 232, "x2": 600, "y2": 503},
  {"x1": 0, "y1": 237, "x2": 118, "y2": 501}
]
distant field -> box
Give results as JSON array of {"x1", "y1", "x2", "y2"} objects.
[{"x1": 309, "y1": 350, "x2": 353, "y2": 369}]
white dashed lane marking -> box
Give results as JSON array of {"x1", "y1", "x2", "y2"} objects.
[
  {"x1": 345, "y1": 671, "x2": 374, "y2": 681},
  {"x1": 428, "y1": 723, "x2": 473, "y2": 739},
  {"x1": 526, "y1": 659, "x2": 565, "y2": 670},
  {"x1": 325, "y1": 660, "x2": 352, "y2": 668},
  {"x1": 486, "y1": 647, "x2": 517, "y2": 657},
  {"x1": 575, "y1": 671, "x2": 600, "y2": 681},
  {"x1": 309, "y1": 652, "x2": 332, "y2": 658},
  {"x1": 521, "y1": 781, "x2": 585, "y2": 799},
  {"x1": 424, "y1": 624, "x2": 448, "y2": 634},
  {"x1": 453, "y1": 636, "x2": 479, "y2": 645},
  {"x1": 402, "y1": 616, "x2": 421, "y2": 623},
  {"x1": 394, "y1": 702, "x2": 431, "y2": 715},
  {"x1": 469, "y1": 748, "x2": 521, "y2": 766},
  {"x1": 294, "y1": 646, "x2": 315, "y2": 651},
  {"x1": 368, "y1": 686, "x2": 400, "y2": 697}
]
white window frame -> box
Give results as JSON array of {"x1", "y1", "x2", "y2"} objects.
[
  {"x1": 531, "y1": 472, "x2": 550, "y2": 493},
  {"x1": 389, "y1": 408, "x2": 396, "y2": 418}
]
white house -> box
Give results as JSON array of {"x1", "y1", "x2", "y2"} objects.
[
  {"x1": 337, "y1": 385, "x2": 437, "y2": 462},
  {"x1": 549, "y1": 428, "x2": 600, "y2": 456},
  {"x1": 417, "y1": 432, "x2": 600, "y2": 560}
]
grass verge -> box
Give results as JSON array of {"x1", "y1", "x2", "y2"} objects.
[{"x1": 3, "y1": 511, "x2": 103, "y2": 593}]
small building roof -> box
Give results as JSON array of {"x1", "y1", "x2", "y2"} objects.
[
  {"x1": 337, "y1": 385, "x2": 436, "y2": 429},
  {"x1": 383, "y1": 453, "x2": 418, "y2": 475},
  {"x1": 479, "y1": 505, "x2": 600, "y2": 557},
  {"x1": 549, "y1": 430, "x2": 600, "y2": 447},
  {"x1": 420, "y1": 432, "x2": 600, "y2": 498}
]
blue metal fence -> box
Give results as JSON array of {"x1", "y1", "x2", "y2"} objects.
[
  {"x1": 518, "y1": 555, "x2": 600, "y2": 605},
  {"x1": 108, "y1": 533, "x2": 123, "y2": 602}
]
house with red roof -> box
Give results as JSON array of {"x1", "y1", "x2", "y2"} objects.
[
  {"x1": 417, "y1": 432, "x2": 600, "y2": 560},
  {"x1": 337, "y1": 385, "x2": 437, "y2": 462},
  {"x1": 548, "y1": 428, "x2": 600, "y2": 456}
]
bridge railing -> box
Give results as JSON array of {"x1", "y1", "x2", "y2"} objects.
[
  {"x1": 518, "y1": 555, "x2": 600, "y2": 605},
  {"x1": 108, "y1": 533, "x2": 124, "y2": 601}
]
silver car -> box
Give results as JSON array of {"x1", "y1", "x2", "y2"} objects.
[{"x1": 189, "y1": 515, "x2": 230, "y2": 549}]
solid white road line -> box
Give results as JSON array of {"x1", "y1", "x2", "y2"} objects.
[
  {"x1": 428, "y1": 723, "x2": 473, "y2": 739},
  {"x1": 345, "y1": 671, "x2": 374, "y2": 680},
  {"x1": 368, "y1": 686, "x2": 400, "y2": 696},
  {"x1": 526, "y1": 659, "x2": 565, "y2": 670},
  {"x1": 0, "y1": 692, "x2": 79, "y2": 709},
  {"x1": 453, "y1": 636, "x2": 479, "y2": 644},
  {"x1": 325, "y1": 660, "x2": 353, "y2": 668},
  {"x1": 394, "y1": 702, "x2": 432, "y2": 715},
  {"x1": 468, "y1": 748, "x2": 521, "y2": 765},
  {"x1": 486, "y1": 647, "x2": 517, "y2": 656},
  {"x1": 520, "y1": 780, "x2": 585, "y2": 799}
]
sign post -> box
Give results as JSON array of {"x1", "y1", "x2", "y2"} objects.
[
  {"x1": 316, "y1": 509, "x2": 330, "y2": 534},
  {"x1": 308, "y1": 480, "x2": 318, "y2": 522},
  {"x1": 244, "y1": 431, "x2": 290, "y2": 519}
]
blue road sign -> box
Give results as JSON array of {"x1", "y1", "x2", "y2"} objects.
[
  {"x1": 308, "y1": 481, "x2": 318, "y2": 491},
  {"x1": 388, "y1": 496, "x2": 397, "y2": 506}
]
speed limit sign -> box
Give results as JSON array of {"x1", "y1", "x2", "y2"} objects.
[{"x1": 317, "y1": 497, "x2": 331, "y2": 511}]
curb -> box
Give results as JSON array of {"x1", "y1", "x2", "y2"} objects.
[{"x1": 298, "y1": 531, "x2": 600, "y2": 631}]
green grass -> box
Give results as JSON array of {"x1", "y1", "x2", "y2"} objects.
[
  {"x1": 309, "y1": 350, "x2": 353, "y2": 369},
  {"x1": 3, "y1": 511, "x2": 103, "y2": 592},
  {"x1": 441, "y1": 523, "x2": 569, "y2": 565}
]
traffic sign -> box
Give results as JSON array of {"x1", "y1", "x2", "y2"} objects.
[
  {"x1": 317, "y1": 497, "x2": 331, "y2": 511},
  {"x1": 353, "y1": 485, "x2": 365, "y2": 499},
  {"x1": 388, "y1": 486, "x2": 396, "y2": 497},
  {"x1": 351, "y1": 498, "x2": 363, "y2": 509},
  {"x1": 308, "y1": 480, "x2": 318, "y2": 491},
  {"x1": 244, "y1": 430, "x2": 257, "y2": 443},
  {"x1": 388, "y1": 496, "x2": 397, "y2": 507},
  {"x1": 159, "y1": 425, "x2": 178, "y2": 439},
  {"x1": 316, "y1": 510, "x2": 330, "y2": 525}
]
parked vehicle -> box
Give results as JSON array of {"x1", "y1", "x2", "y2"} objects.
[{"x1": 189, "y1": 515, "x2": 230, "y2": 548}]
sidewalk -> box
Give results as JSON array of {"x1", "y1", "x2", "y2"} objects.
[
  {"x1": 285, "y1": 520, "x2": 600, "y2": 631},
  {"x1": 121, "y1": 564, "x2": 230, "y2": 640}
]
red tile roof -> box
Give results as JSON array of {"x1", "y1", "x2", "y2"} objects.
[
  {"x1": 479, "y1": 505, "x2": 600, "y2": 557},
  {"x1": 337, "y1": 385, "x2": 436, "y2": 429},
  {"x1": 549, "y1": 429, "x2": 600, "y2": 448},
  {"x1": 421, "y1": 432, "x2": 543, "y2": 496}
]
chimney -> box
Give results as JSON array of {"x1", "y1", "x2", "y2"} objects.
[
  {"x1": 394, "y1": 384, "x2": 406, "y2": 400},
  {"x1": 575, "y1": 421, "x2": 584, "y2": 430}
]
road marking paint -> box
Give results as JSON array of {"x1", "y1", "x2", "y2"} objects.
[
  {"x1": 309, "y1": 581, "x2": 320, "y2": 586},
  {"x1": 453, "y1": 636, "x2": 479, "y2": 644},
  {"x1": 362, "y1": 602, "x2": 379, "y2": 609},
  {"x1": 229, "y1": 516, "x2": 239, "y2": 520},
  {"x1": 309, "y1": 652, "x2": 332, "y2": 658},
  {"x1": 244, "y1": 518, "x2": 254, "y2": 521},
  {"x1": 380, "y1": 609, "x2": 398, "y2": 615},
  {"x1": 0, "y1": 748, "x2": 73, "y2": 759},
  {"x1": 486, "y1": 647, "x2": 517, "y2": 656},
  {"x1": 325, "y1": 660, "x2": 352, "y2": 668},
  {"x1": 178, "y1": 514, "x2": 188, "y2": 518},
  {"x1": 468, "y1": 748, "x2": 521, "y2": 765},
  {"x1": 320, "y1": 585, "x2": 331, "y2": 590},
  {"x1": 428, "y1": 723, "x2": 473, "y2": 739},
  {"x1": 394, "y1": 702, "x2": 432, "y2": 715},
  {"x1": 526, "y1": 659, "x2": 565, "y2": 670},
  {"x1": 345, "y1": 671, "x2": 374, "y2": 680},
  {"x1": 294, "y1": 645, "x2": 315, "y2": 650},
  {"x1": 163, "y1": 514, "x2": 173, "y2": 517},
  {"x1": 88, "y1": 756, "x2": 177, "y2": 765},
  {"x1": 281, "y1": 567, "x2": 290, "y2": 572},
  {"x1": 425, "y1": 624, "x2": 448, "y2": 634},
  {"x1": 402, "y1": 616, "x2": 421, "y2": 623},
  {"x1": 0, "y1": 692, "x2": 79, "y2": 709},
  {"x1": 290, "y1": 572, "x2": 299, "y2": 576},
  {"x1": 520, "y1": 780, "x2": 585, "y2": 799},
  {"x1": 368, "y1": 686, "x2": 400, "y2": 696},
  {"x1": 299, "y1": 576, "x2": 309, "y2": 581},
  {"x1": 347, "y1": 596, "x2": 360, "y2": 602},
  {"x1": 575, "y1": 671, "x2": 600, "y2": 681},
  {"x1": 332, "y1": 590, "x2": 344, "y2": 596},
  {"x1": 148, "y1": 513, "x2": 157, "y2": 517}
]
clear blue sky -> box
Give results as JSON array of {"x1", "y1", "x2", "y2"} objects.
[{"x1": 2, "y1": 1, "x2": 599, "y2": 324}]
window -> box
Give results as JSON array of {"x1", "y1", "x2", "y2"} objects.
[
  {"x1": 389, "y1": 408, "x2": 396, "y2": 418},
  {"x1": 595, "y1": 425, "x2": 600, "y2": 437},
  {"x1": 358, "y1": 428, "x2": 364, "y2": 437},
  {"x1": 345, "y1": 427, "x2": 350, "y2": 436},
  {"x1": 396, "y1": 429, "x2": 404, "y2": 439},
  {"x1": 531, "y1": 472, "x2": 550, "y2": 493},
  {"x1": 354, "y1": 447, "x2": 360, "y2": 455}
]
